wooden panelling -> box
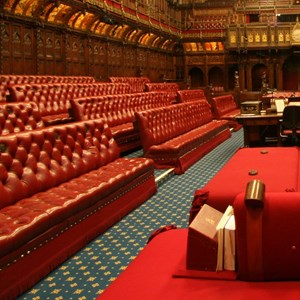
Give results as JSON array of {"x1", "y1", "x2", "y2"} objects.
[
  {"x1": 0, "y1": 19, "x2": 175, "y2": 82},
  {"x1": 87, "y1": 38, "x2": 107, "y2": 81},
  {"x1": 107, "y1": 42, "x2": 122, "y2": 77},
  {"x1": 37, "y1": 29, "x2": 65, "y2": 75},
  {"x1": 123, "y1": 46, "x2": 137, "y2": 76},
  {"x1": 65, "y1": 34, "x2": 88, "y2": 76},
  {"x1": 1, "y1": 22, "x2": 35, "y2": 74}
]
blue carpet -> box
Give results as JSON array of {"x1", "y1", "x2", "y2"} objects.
[{"x1": 18, "y1": 130, "x2": 243, "y2": 300}]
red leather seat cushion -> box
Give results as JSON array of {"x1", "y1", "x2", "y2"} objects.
[{"x1": 0, "y1": 157, "x2": 153, "y2": 258}]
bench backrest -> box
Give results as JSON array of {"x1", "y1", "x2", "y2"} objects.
[
  {"x1": 0, "y1": 102, "x2": 45, "y2": 135},
  {"x1": 0, "y1": 75, "x2": 95, "y2": 102},
  {"x1": 135, "y1": 100, "x2": 214, "y2": 151},
  {"x1": 177, "y1": 89, "x2": 207, "y2": 103},
  {"x1": 0, "y1": 119, "x2": 119, "y2": 209},
  {"x1": 7, "y1": 83, "x2": 133, "y2": 118},
  {"x1": 109, "y1": 77, "x2": 150, "y2": 93},
  {"x1": 145, "y1": 83, "x2": 179, "y2": 103},
  {"x1": 211, "y1": 94, "x2": 237, "y2": 118},
  {"x1": 145, "y1": 83, "x2": 179, "y2": 91},
  {"x1": 70, "y1": 91, "x2": 172, "y2": 127}
]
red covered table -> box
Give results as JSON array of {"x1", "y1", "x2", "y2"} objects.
[
  {"x1": 197, "y1": 147, "x2": 300, "y2": 213},
  {"x1": 97, "y1": 229, "x2": 300, "y2": 300}
]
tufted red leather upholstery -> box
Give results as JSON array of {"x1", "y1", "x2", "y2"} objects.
[
  {"x1": 211, "y1": 94, "x2": 241, "y2": 131},
  {"x1": 145, "y1": 83, "x2": 179, "y2": 103},
  {"x1": 135, "y1": 101, "x2": 231, "y2": 173},
  {"x1": 7, "y1": 82, "x2": 132, "y2": 125},
  {"x1": 0, "y1": 118, "x2": 156, "y2": 271},
  {"x1": 0, "y1": 102, "x2": 45, "y2": 135},
  {"x1": 0, "y1": 119, "x2": 119, "y2": 208},
  {"x1": 70, "y1": 91, "x2": 173, "y2": 152},
  {"x1": 0, "y1": 75, "x2": 95, "y2": 102},
  {"x1": 177, "y1": 89, "x2": 207, "y2": 103},
  {"x1": 109, "y1": 76, "x2": 150, "y2": 93}
]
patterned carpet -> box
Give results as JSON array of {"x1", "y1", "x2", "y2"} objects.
[{"x1": 18, "y1": 130, "x2": 243, "y2": 300}]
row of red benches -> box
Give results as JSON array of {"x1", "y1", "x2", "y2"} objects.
[
  {"x1": 0, "y1": 88, "x2": 241, "y2": 152},
  {"x1": 7, "y1": 82, "x2": 134, "y2": 125},
  {"x1": 109, "y1": 76, "x2": 151, "y2": 93},
  {"x1": 3, "y1": 80, "x2": 182, "y2": 123},
  {"x1": 177, "y1": 89, "x2": 241, "y2": 131},
  {"x1": 70, "y1": 91, "x2": 173, "y2": 152},
  {"x1": 0, "y1": 75, "x2": 96, "y2": 102},
  {"x1": 0, "y1": 76, "x2": 241, "y2": 299},
  {"x1": 0, "y1": 100, "x2": 237, "y2": 174},
  {"x1": 0, "y1": 75, "x2": 157, "y2": 102},
  {"x1": 0, "y1": 117, "x2": 157, "y2": 300}
]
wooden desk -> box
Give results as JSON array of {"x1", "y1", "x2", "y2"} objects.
[{"x1": 236, "y1": 113, "x2": 282, "y2": 147}]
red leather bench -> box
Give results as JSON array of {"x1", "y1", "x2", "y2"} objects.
[
  {"x1": 7, "y1": 82, "x2": 132, "y2": 126},
  {"x1": 109, "y1": 76, "x2": 150, "y2": 93},
  {"x1": 0, "y1": 102, "x2": 45, "y2": 135},
  {"x1": 190, "y1": 147, "x2": 299, "y2": 217},
  {"x1": 0, "y1": 119, "x2": 157, "y2": 300},
  {"x1": 70, "y1": 91, "x2": 173, "y2": 153},
  {"x1": 135, "y1": 101, "x2": 231, "y2": 174},
  {"x1": 0, "y1": 75, "x2": 95, "y2": 102},
  {"x1": 177, "y1": 89, "x2": 207, "y2": 103},
  {"x1": 211, "y1": 94, "x2": 242, "y2": 131},
  {"x1": 145, "y1": 82, "x2": 179, "y2": 103}
]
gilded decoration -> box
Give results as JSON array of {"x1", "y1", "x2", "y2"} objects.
[{"x1": 230, "y1": 33, "x2": 236, "y2": 44}]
